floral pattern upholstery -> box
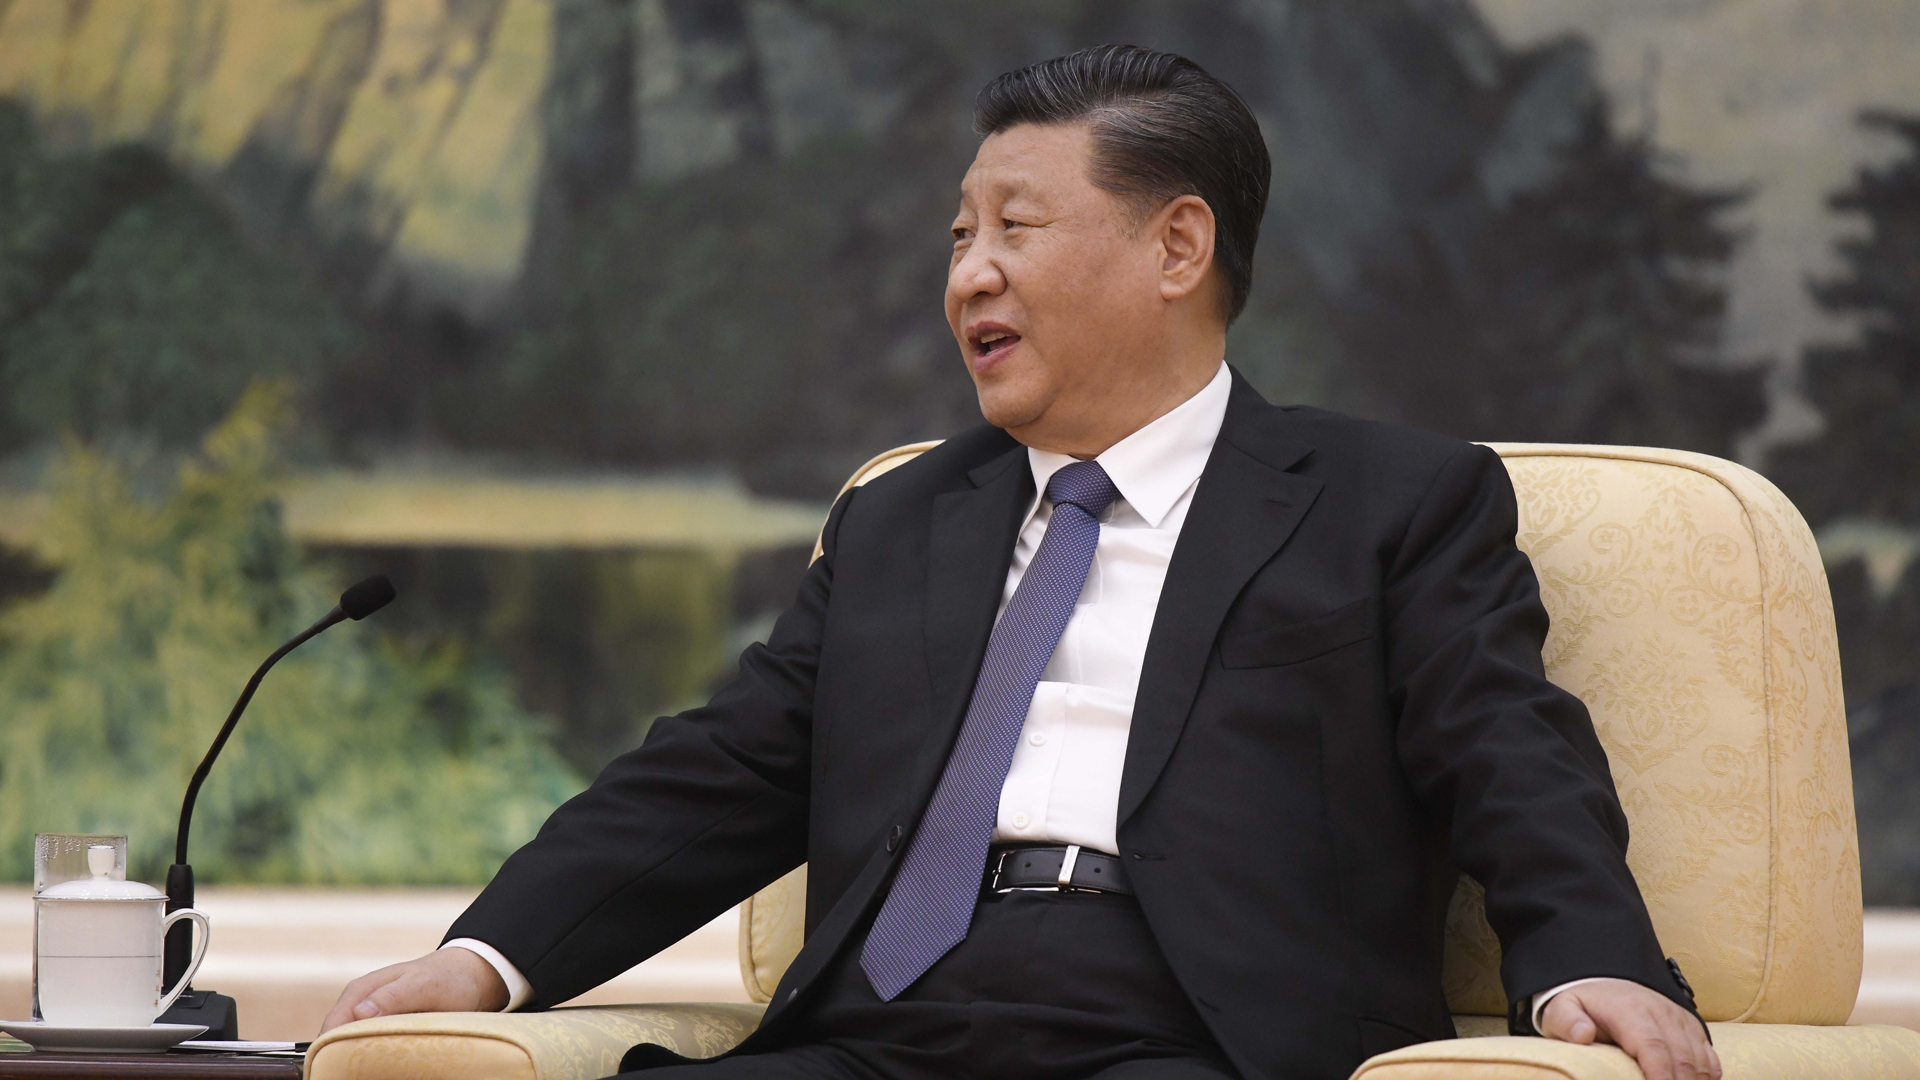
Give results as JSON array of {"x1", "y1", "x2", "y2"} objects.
[
  {"x1": 305, "y1": 1003, "x2": 765, "y2": 1080},
  {"x1": 740, "y1": 864, "x2": 807, "y2": 1002},
  {"x1": 1444, "y1": 445, "x2": 1861, "y2": 1025},
  {"x1": 1354, "y1": 1023, "x2": 1920, "y2": 1079}
]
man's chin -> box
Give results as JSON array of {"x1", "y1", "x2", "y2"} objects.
[{"x1": 974, "y1": 388, "x2": 1047, "y2": 433}]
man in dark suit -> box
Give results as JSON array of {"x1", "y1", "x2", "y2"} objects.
[{"x1": 324, "y1": 45, "x2": 1718, "y2": 1080}]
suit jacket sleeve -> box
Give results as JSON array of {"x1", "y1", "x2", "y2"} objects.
[
  {"x1": 441, "y1": 488, "x2": 857, "y2": 1008},
  {"x1": 1381, "y1": 444, "x2": 1689, "y2": 1014}
]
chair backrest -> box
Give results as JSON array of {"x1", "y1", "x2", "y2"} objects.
[{"x1": 737, "y1": 442, "x2": 1864, "y2": 1025}]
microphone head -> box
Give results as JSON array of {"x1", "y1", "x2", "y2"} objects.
[{"x1": 340, "y1": 574, "x2": 397, "y2": 620}]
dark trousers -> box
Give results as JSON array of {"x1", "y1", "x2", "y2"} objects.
[{"x1": 623, "y1": 889, "x2": 1239, "y2": 1080}]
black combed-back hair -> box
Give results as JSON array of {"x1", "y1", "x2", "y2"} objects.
[{"x1": 974, "y1": 44, "x2": 1271, "y2": 322}]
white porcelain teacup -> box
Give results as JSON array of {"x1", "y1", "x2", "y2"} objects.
[{"x1": 34, "y1": 846, "x2": 209, "y2": 1028}]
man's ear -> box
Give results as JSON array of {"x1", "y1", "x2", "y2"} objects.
[{"x1": 1156, "y1": 194, "x2": 1217, "y2": 303}]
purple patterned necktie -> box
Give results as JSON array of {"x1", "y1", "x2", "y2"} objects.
[{"x1": 860, "y1": 459, "x2": 1120, "y2": 1001}]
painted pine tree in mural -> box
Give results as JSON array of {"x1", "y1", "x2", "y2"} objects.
[
  {"x1": 1777, "y1": 111, "x2": 1920, "y2": 527},
  {"x1": 1287, "y1": 40, "x2": 1765, "y2": 454},
  {"x1": 1772, "y1": 110, "x2": 1920, "y2": 710}
]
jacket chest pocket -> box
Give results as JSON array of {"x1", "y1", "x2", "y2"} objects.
[{"x1": 1217, "y1": 597, "x2": 1373, "y2": 669}]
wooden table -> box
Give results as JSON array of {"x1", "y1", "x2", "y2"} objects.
[{"x1": 0, "y1": 1047, "x2": 301, "y2": 1078}]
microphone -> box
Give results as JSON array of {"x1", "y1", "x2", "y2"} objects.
[{"x1": 160, "y1": 574, "x2": 397, "y2": 1036}]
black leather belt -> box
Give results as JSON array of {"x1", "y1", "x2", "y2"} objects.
[{"x1": 983, "y1": 844, "x2": 1133, "y2": 896}]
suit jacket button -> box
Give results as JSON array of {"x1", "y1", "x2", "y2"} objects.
[{"x1": 886, "y1": 826, "x2": 903, "y2": 852}]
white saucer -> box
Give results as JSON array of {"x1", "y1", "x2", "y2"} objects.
[{"x1": 0, "y1": 1020, "x2": 208, "y2": 1053}]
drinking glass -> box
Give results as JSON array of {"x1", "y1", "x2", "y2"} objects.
[{"x1": 31, "y1": 834, "x2": 128, "y2": 1022}]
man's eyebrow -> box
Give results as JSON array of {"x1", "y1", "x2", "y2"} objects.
[{"x1": 958, "y1": 171, "x2": 1026, "y2": 206}]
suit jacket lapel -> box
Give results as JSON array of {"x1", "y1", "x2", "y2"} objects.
[
  {"x1": 1117, "y1": 373, "x2": 1323, "y2": 825},
  {"x1": 769, "y1": 441, "x2": 1028, "y2": 1017},
  {"x1": 914, "y1": 442, "x2": 1033, "y2": 808}
]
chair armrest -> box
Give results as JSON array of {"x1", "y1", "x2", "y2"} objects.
[
  {"x1": 1353, "y1": 1023, "x2": 1920, "y2": 1080},
  {"x1": 305, "y1": 1002, "x2": 766, "y2": 1080}
]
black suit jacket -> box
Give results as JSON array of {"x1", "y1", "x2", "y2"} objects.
[{"x1": 447, "y1": 369, "x2": 1690, "y2": 1080}]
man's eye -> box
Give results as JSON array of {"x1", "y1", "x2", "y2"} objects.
[{"x1": 1003, "y1": 218, "x2": 1023, "y2": 230}]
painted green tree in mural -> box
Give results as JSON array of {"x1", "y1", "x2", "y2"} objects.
[
  {"x1": 0, "y1": 385, "x2": 581, "y2": 884},
  {"x1": 0, "y1": 100, "x2": 353, "y2": 455}
]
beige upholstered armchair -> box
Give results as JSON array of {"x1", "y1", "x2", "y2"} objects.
[{"x1": 307, "y1": 443, "x2": 1920, "y2": 1080}]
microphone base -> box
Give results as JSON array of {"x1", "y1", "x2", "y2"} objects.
[{"x1": 159, "y1": 989, "x2": 240, "y2": 1041}]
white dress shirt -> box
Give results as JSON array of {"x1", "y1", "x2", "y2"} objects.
[
  {"x1": 989, "y1": 361, "x2": 1231, "y2": 855},
  {"x1": 449, "y1": 358, "x2": 1584, "y2": 1023}
]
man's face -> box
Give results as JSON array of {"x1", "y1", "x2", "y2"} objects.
[{"x1": 945, "y1": 123, "x2": 1173, "y2": 441}]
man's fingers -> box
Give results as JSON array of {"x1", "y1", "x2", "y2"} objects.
[
  {"x1": 1610, "y1": 1005, "x2": 1713, "y2": 1080},
  {"x1": 322, "y1": 977, "x2": 383, "y2": 1032},
  {"x1": 318, "y1": 999, "x2": 358, "y2": 1035},
  {"x1": 319, "y1": 950, "x2": 512, "y2": 1036},
  {"x1": 1540, "y1": 978, "x2": 1718, "y2": 1080},
  {"x1": 1580, "y1": 998, "x2": 1668, "y2": 1080},
  {"x1": 1647, "y1": 1005, "x2": 1713, "y2": 1080},
  {"x1": 1621, "y1": 1030, "x2": 1675, "y2": 1080},
  {"x1": 1668, "y1": 1012, "x2": 1716, "y2": 1080},
  {"x1": 320, "y1": 963, "x2": 411, "y2": 1033}
]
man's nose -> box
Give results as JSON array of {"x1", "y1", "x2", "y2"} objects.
[{"x1": 949, "y1": 239, "x2": 1006, "y2": 299}]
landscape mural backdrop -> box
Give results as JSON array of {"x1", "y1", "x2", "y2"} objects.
[{"x1": 1, "y1": 0, "x2": 1918, "y2": 901}]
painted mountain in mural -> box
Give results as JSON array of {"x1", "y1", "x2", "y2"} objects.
[
  {"x1": 0, "y1": 0, "x2": 1762, "y2": 484},
  {"x1": 1, "y1": 0, "x2": 550, "y2": 317}
]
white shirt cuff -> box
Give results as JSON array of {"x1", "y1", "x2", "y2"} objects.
[
  {"x1": 1531, "y1": 977, "x2": 1614, "y2": 1036},
  {"x1": 442, "y1": 938, "x2": 532, "y2": 1012}
]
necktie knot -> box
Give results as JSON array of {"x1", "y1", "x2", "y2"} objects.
[{"x1": 1047, "y1": 460, "x2": 1119, "y2": 519}]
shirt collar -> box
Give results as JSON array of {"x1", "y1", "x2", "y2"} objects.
[{"x1": 1024, "y1": 361, "x2": 1231, "y2": 529}]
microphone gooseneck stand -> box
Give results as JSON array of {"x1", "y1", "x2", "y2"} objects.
[{"x1": 160, "y1": 575, "x2": 397, "y2": 1038}]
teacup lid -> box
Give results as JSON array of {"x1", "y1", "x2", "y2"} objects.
[{"x1": 38, "y1": 844, "x2": 162, "y2": 900}]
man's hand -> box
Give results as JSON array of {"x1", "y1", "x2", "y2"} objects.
[
  {"x1": 320, "y1": 947, "x2": 510, "y2": 1034},
  {"x1": 1540, "y1": 977, "x2": 1720, "y2": 1080}
]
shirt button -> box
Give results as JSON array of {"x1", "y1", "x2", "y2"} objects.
[
  {"x1": 885, "y1": 825, "x2": 903, "y2": 852},
  {"x1": 1012, "y1": 812, "x2": 1031, "y2": 829},
  {"x1": 1028, "y1": 731, "x2": 1047, "y2": 746}
]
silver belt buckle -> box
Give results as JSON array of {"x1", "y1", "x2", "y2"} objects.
[
  {"x1": 989, "y1": 848, "x2": 1020, "y2": 894},
  {"x1": 987, "y1": 844, "x2": 1085, "y2": 894}
]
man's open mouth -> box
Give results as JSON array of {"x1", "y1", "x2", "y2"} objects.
[{"x1": 973, "y1": 331, "x2": 1021, "y2": 364}]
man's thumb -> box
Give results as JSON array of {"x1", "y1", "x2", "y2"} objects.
[
  {"x1": 354, "y1": 980, "x2": 408, "y2": 1020},
  {"x1": 1544, "y1": 994, "x2": 1599, "y2": 1044}
]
